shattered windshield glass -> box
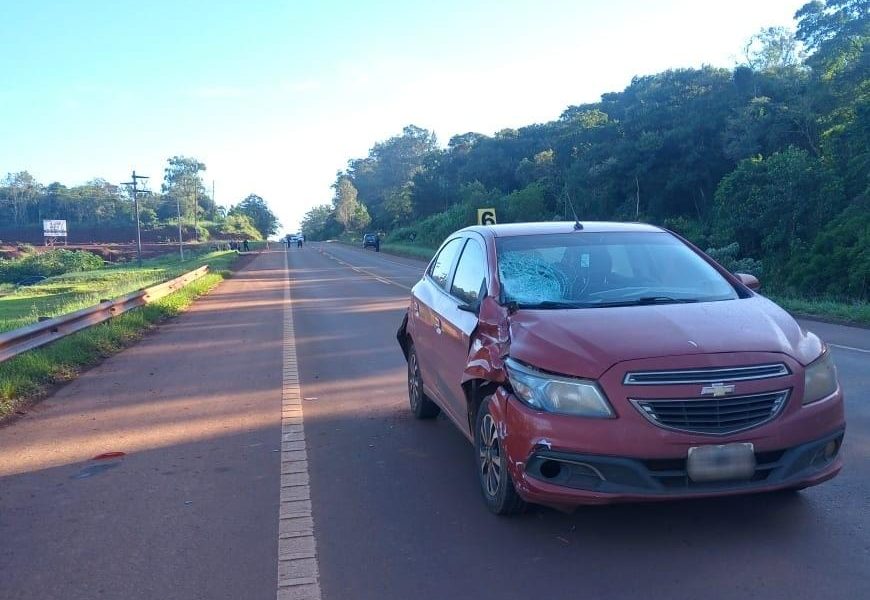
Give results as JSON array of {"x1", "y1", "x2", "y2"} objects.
[{"x1": 495, "y1": 232, "x2": 739, "y2": 308}]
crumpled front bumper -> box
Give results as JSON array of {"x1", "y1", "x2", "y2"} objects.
[
  {"x1": 517, "y1": 429, "x2": 844, "y2": 506},
  {"x1": 492, "y1": 381, "x2": 846, "y2": 508}
]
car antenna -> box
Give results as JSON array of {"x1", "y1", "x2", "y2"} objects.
[{"x1": 564, "y1": 184, "x2": 583, "y2": 230}]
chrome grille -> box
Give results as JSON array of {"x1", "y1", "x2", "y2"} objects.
[
  {"x1": 632, "y1": 390, "x2": 789, "y2": 435},
  {"x1": 624, "y1": 363, "x2": 789, "y2": 385}
]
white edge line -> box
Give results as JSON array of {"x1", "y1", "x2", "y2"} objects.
[
  {"x1": 829, "y1": 343, "x2": 870, "y2": 354},
  {"x1": 278, "y1": 250, "x2": 322, "y2": 600}
]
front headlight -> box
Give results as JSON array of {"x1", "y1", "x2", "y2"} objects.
[
  {"x1": 803, "y1": 349, "x2": 838, "y2": 405},
  {"x1": 505, "y1": 358, "x2": 614, "y2": 417}
]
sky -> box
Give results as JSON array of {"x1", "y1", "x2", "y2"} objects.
[{"x1": 0, "y1": 0, "x2": 808, "y2": 234}]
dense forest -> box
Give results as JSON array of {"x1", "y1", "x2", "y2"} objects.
[
  {"x1": 302, "y1": 0, "x2": 868, "y2": 301},
  {"x1": 0, "y1": 156, "x2": 279, "y2": 242}
]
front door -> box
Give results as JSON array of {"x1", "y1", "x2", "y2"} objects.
[{"x1": 432, "y1": 238, "x2": 488, "y2": 439}]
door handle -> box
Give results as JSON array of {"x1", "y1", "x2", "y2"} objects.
[{"x1": 433, "y1": 317, "x2": 442, "y2": 335}]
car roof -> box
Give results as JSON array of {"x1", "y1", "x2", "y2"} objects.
[{"x1": 458, "y1": 221, "x2": 666, "y2": 238}]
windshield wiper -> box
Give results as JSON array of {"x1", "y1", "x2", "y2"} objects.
[
  {"x1": 513, "y1": 300, "x2": 595, "y2": 310},
  {"x1": 592, "y1": 296, "x2": 700, "y2": 307}
]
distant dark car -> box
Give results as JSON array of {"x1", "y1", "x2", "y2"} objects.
[
  {"x1": 397, "y1": 221, "x2": 845, "y2": 515},
  {"x1": 16, "y1": 275, "x2": 47, "y2": 287},
  {"x1": 363, "y1": 233, "x2": 380, "y2": 251}
]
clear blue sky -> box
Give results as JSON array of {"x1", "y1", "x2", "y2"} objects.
[{"x1": 0, "y1": 0, "x2": 807, "y2": 233}]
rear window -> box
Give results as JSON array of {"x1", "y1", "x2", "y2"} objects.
[{"x1": 495, "y1": 232, "x2": 737, "y2": 307}]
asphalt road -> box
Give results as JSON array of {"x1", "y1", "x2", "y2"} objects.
[
  {"x1": 0, "y1": 252, "x2": 287, "y2": 600},
  {"x1": 299, "y1": 242, "x2": 870, "y2": 600},
  {"x1": 0, "y1": 245, "x2": 867, "y2": 600}
]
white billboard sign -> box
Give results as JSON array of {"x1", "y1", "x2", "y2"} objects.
[{"x1": 43, "y1": 219, "x2": 68, "y2": 237}]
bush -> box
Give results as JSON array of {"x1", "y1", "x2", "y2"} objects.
[
  {"x1": 705, "y1": 243, "x2": 763, "y2": 276},
  {"x1": 214, "y1": 214, "x2": 262, "y2": 240},
  {"x1": 385, "y1": 203, "x2": 476, "y2": 248},
  {"x1": 0, "y1": 249, "x2": 105, "y2": 283},
  {"x1": 780, "y1": 202, "x2": 869, "y2": 300}
]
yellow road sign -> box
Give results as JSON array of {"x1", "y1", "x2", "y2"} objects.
[{"x1": 477, "y1": 208, "x2": 497, "y2": 226}]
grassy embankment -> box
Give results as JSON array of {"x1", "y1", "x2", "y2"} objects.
[
  {"x1": 356, "y1": 240, "x2": 870, "y2": 327},
  {"x1": 0, "y1": 250, "x2": 236, "y2": 333},
  {"x1": 0, "y1": 250, "x2": 239, "y2": 418},
  {"x1": 768, "y1": 295, "x2": 870, "y2": 327}
]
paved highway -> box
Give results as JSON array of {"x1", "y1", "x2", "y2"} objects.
[{"x1": 0, "y1": 245, "x2": 867, "y2": 599}]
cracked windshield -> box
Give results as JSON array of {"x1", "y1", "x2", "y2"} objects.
[{"x1": 0, "y1": 1, "x2": 867, "y2": 599}]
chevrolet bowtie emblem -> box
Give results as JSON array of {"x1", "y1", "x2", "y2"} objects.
[{"x1": 701, "y1": 382, "x2": 736, "y2": 397}]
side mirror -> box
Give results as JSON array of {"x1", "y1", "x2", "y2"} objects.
[
  {"x1": 735, "y1": 273, "x2": 760, "y2": 291},
  {"x1": 457, "y1": 301, "x2": 479, "y2": 314}
]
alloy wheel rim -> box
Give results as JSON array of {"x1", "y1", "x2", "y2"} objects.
[
  {"x1": 409, "y1": 353, "x2": 421, "y2": 410},
  {"x1": 479, "y1": 414, "x2": 501, "y2": 497}
]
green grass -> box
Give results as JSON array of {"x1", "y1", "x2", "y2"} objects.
[
  {"x1": 767, "y1": 294, "x2": 870, "y2": 326},
  {"x1": 0, "y1": 249, "x2": 237, "y2": 333},
  {"x1": 379, "y1": 243, "x2": 436, "y2": 262},
  {"x1": 0, "y1": 271, "x2": 227, "y2": 419},
  {"x1": 330, "y1": 238, "x2": 436, "y2": 262}
]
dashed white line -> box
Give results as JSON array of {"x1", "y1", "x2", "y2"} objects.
[
  {"x1": 331, "y1": 246, "x2": 427, "y2": 272},
  {"x1": 277, "y1": 250, "x2": 322, "y2": 600},
  {"x1": 320, "y1": 250, "x2": 412, "y2": 291}
]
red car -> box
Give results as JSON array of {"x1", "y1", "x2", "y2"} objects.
[{"x1": 397, "y1": 222, "x2": 845, "y2": 514}]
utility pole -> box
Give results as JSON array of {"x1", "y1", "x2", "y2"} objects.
[
  {"x1": 193, "y1": 181, "x2": 198, "y2": 242},
  {"x1": 176, "y1": 190, "x2": 185, "y2": 261},
  {"x1": 122, "y1": 170, "x2": 149, "y2": 266}
]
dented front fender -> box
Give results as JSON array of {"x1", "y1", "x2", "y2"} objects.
[{"x1": 462, "y1": 295, "x2": 511, "y2": 384}]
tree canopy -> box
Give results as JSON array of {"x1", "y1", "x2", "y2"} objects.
[
  {"x1": 229, "y1": 194, "x2": 280, "y2": 238},
  {"x1": 302, "y1": 1, "x2": 867, "y2": 300},
  {"x1": 0, "y1": 156, "x2": 279, "y2": 243}
]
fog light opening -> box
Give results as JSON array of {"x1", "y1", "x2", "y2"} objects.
[
  {"x1": 824, "y1": 440, "x2": 838, "y2": 460},
  {"x1": 540, "y1": 460, "x2": 562, "y2": 479}
]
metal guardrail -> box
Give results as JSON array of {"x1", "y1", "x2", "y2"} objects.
[{"x1": 0, "y1": 265, "x2": 210, "y2": 364}]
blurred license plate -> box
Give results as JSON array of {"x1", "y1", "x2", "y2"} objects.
[{"x1": 687, "y1": 443, "x2": 756, "y2": 482}]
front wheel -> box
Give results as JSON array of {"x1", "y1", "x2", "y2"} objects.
[{"x1": 475, "y1": 398, "x2": 526, "y2": 515}]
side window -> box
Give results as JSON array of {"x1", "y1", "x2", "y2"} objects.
[
  {"x1": 450, "y1": 240, "x2": 487, "y2": 304},
  {"x1": 429, "y1": 238, "x2": 464, "y2": 290}
]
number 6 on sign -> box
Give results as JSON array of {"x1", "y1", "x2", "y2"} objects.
[{"x1": 477, "y1": 208, "x2": 497, "y2": 226}]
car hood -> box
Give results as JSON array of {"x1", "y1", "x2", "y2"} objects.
[{"x1": 506, "y1": 296, "x2": 823, "y2": 379}]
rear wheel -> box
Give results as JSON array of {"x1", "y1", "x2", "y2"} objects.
[
  {"x1": 475, "y1": 398, "x2": 526, "y2": 515},
  {"x1": 407, "y1": 344, "x2": 440, "y2": 419}
]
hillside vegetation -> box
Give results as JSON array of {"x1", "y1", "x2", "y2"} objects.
[{"x1": 303, "y1": 0, "x2": 868, "y2": 303}]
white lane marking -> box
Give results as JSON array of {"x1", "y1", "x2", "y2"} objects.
[
  {"x1": 332, "y1": 246, "x2": 427, "y2": 271},
  {"x1": 829, "y1": 343, "x2": 870, "y2": 354},
  {"x1": 278, "y1": 250, "x2": 322, "y2": 600},
  {"x1": 320, "y1": 250, "x2": 412, "y2": 291}
]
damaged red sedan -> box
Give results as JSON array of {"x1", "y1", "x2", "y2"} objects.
[{"x1": 397, "y1": 222, "x2": 845, "y2": 514}]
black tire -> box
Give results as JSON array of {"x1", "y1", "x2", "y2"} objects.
[
  {"x1": 407, "y1": 344, "x2": 440, "y2": 419},
  {"x1": 475, "y1": 397, "x2": 526, "y2": 515}
]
